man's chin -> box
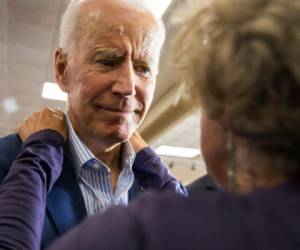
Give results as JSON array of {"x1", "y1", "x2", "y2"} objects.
[
  {"x1": 93, "y1": 128, "x2": 132, "y2": 145},
  {"x1": 110, "y1": 129, "x2": 131, "y2": 143}
]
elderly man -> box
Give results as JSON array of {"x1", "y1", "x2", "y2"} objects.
[{"x1": 0, "y1": 0, "x2": 185, "y2": 248}]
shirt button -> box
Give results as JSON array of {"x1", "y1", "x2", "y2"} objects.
[{"x1": 93, "y1": 164, "x2": 100, "y2": 170}]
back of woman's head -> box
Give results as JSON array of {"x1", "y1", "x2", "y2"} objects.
[{"x1": 177, "y1": 0, "x2": 300, "y2": 175}]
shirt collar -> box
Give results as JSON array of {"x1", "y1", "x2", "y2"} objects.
[
  {"x1": 66, "y1": 114, "x2": 135, "y2": 176},
  {"x1": 121, "y1": 139, "x2": 136, "y2": 171}
]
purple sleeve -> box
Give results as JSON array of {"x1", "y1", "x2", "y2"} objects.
[
  {"x1": 0, "y1": 129, "x2": 65, "y2": 250},
  {"x1": 47, "y1": 206, "x2": 141, "y2": 250},
  {"x1": 133, "y1": 147, "x2": 188, "y2": 195}
]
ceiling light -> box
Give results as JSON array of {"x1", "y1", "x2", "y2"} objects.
[
  {"x1": 156, "y1": 145, "x2": 200, "y2": 158},
  {"x1": 42, "y1": 82, "x2": 67, "y2": 102},
  {"x1": 2, "y1": 97, "x2": 19, "y2": 114},
  {"x1": 144, "y1": 0, "x2": 173, "y2": 17}
]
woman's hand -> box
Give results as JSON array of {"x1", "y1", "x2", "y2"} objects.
[
  {"x1": 18, "y1": 108, "x2": 67, "y2": 141},
  {"x1": 129, "y1": 132, "x2": 149, "y2": 153}
]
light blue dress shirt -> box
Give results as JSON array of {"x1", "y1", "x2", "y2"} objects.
[{"x1": 66, "y1": 115, "x2": 135, "y2": 216}]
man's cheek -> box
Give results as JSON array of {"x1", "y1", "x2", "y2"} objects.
[
  {"x1": 146, "y1": 87, "x2": 155, "y2": 108},
  {"x1": 130, "y1": 113, "x2": 142, "y2": 130}
]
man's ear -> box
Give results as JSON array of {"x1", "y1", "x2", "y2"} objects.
[{"x1": 55, "y1": 48, "x2": 69, "y2": 93}]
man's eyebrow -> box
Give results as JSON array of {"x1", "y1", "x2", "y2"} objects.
[
  {"x1": 93, "y1": 48, "x2": 124, "y2": 58},
  {"x1": 136, "y1": 57, "x2": 155, "y2": 65}
]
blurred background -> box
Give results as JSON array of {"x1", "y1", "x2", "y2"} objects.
[{"x1": 0, "y1": 0, "x2": 206, "y2": 184}]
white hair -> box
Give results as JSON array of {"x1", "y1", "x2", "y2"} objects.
[{"x1": 59, "y1": 0, "x2": 165, "y2": 57}]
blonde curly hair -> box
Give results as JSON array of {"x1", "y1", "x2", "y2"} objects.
[{"x1": 177, "y1": 0, "x2": 300, "y2": 171}]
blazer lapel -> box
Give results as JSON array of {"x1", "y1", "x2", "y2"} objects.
[
  {"x1": 46, "y1": 153, "x2": 87, "y2": 235},
  {"x1": 128, "y1": 175, "x2": 142, "y2": 200}
]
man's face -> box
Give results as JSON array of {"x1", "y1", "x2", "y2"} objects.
[{"x1": 56, "y1": 3, "x2": 163, "y2": 149}]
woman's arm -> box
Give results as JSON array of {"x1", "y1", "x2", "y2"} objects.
[
  {"x1": 130, "y1": 132, "x2": 188, "y2": 195},
  {"x1": 0, "y1": 108, "x2": 67, "y2": 250}
]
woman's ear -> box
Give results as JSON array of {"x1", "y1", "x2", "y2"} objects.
[{"x1": 55, "y1": 48, "x2": 69, "y2": 93}]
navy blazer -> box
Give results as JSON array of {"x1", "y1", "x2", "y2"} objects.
[
  {"x1": 0, "y1": 133, "x2": 141, "y2": 249},
  {"x1": 187, "y1": 174, "x2": 220, "y2": 197}
]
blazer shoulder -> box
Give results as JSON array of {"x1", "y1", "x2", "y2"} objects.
[
  {"x1": 0, "y1": 133, "x2": 22, "y2": 182},
  {"x1": 187, "y1": 174, "x2": 219, "y2": 197}
]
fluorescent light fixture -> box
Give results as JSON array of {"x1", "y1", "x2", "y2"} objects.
[
  {"x1": 144, "y1": 0, "x2": 173, "y2": 17},
  {"x1": 156, "y1": 145, "x2": 200, "y2": 158},
  {"x1": 42, "y1": 82, "x2": 67, "y2": 101}
]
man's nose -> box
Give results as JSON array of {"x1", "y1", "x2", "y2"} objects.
[{"x1": 111, "y1": 62, "x2": 137, "y2": 96}]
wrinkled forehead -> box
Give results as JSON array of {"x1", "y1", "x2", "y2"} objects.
[{"x1": 77, "y1": 0, "x2": 162, "y2": 43}]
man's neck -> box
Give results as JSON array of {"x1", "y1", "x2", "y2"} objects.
[
  {"x1": 66, "y1": 111, "x2": 122, "y2": 172},
  {"x1": 76, "y1": 128, "x2": 123, "y2": 190},
  {"x1": 89, "y1": 142, "x2": 122, "y2": 172}
]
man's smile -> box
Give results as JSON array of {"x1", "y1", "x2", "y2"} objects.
[{"x1": 94, "y1": 104, "x2": 136, "y2": 116}]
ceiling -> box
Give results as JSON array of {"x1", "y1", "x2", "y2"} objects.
[{"x1": 0, "y1": 0, "x2": 206, "y2": 184}]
